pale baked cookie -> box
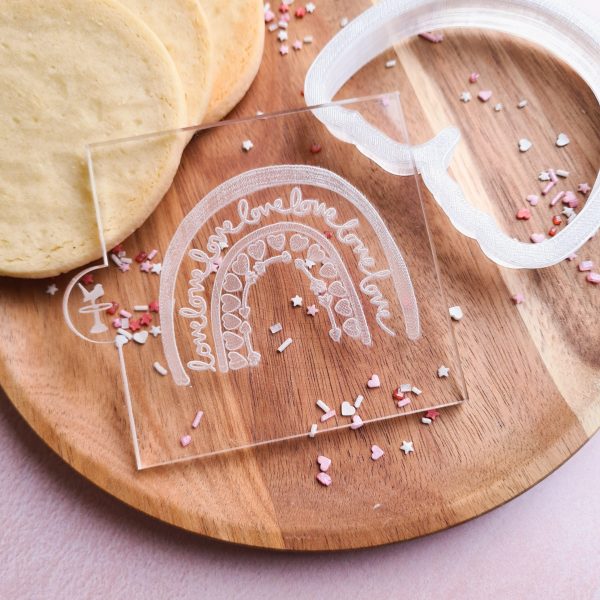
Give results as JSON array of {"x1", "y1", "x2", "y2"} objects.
[
  {"x1": 0, "y1": 0, "x2": 187, "y2": 278},
  {"x1": 200, "y1": 0, "x2": 265, "y2": 123},
  {"x1": 118, "y1": 0, "x2": 214, "y2": 124}
]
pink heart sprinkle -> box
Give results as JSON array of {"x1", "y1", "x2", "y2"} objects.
[
  {"x1": 516, "y1": 208, "x2": 531, "y2": 220},
  {"x1": 587, "y1": 272, "x2": 600, "y2": 284},
  {"x1": 317, "y1": 455, "x2": 332, "y2": 472},
  {"x1": 350, "y1": 414, "x2": 364, "y2": 429},
  {"x1": 371, "y1": 445, "x2": 384, "y2": 460},
  {"x1": 530, "y1": 233, "x2": 545, "y2": 244},
  {"x1": 316, "y1": 472, "x2": 332, "y2": 486},
  {"x1": 180, "y1": 435, "x2": 192, "y2": 448},
  {"x1": 511, "y1": 293, "x2": 525, "y2": 305},
  {"x1": 367, "y1": 374, "x2": 381, "y2": 388},
  {"x1": 526, "y1": 194, "x2": 539, "y2": 206},
  {"x1": 478, "y1": 90, "x2": 492, "y2": 102}
]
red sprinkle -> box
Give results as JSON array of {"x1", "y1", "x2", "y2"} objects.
[
  {"x1": 310, "y1": 143, "x2": 322, "y2": 154},
  {"x1": 135, "y1": 251, "x2": 148, "y2": 263},
  {"x1": 392, "y1": 388, "x2": 405, "y2": 401},
  {"x1": 107, "y1": 301, "x2": 119, "y2": 315},
  {"x1": 111, "y1": 244, "x2": 124, "y2": 254},
  {"x1": 279, "y1": 2, "x2": 289, "y2": 13},
  {"x1": 140, "y1": 312, "x2": 152, "y2": 326},
  {"x1": 548, "y1": 226, "x2": 558, "y2": 237},
  {"x1": 295, "y1": 6, "x2": 306, "y2": 17},
  {"x1": 81, "y1": 273, "x2": 94, "y2": 285},
  {"x1": 516, "y1": 208, "x2": 531, "y2": 220},
  {"x1": 425, "y1": 409, "x2": 440, "y2": 421},
  {"x1": 552, "y1": 215, "x2": 562, "y2": 226},
  {"x1": 324, "y1": 231, "x2": 333, "y2": 239},
  {"x1": 129, "y1": 318, "x2": 141, "y2": 332},
  {"x1": 148, "y1": 300, "x2": 159, "y2": 313}
]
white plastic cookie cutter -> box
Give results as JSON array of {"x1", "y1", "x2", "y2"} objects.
[{"x1": 304, "y1": 0, "x2": 600, "y2": 269}]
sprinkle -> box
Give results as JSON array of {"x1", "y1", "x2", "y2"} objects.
[
  {"x1": 129, "y1": 318, "x2": 141, "y2": 332},
  {"x1": 578, "y1": 182, "x2": 591, "y2": 195},
  {"x1": 317, "y1": 455, "x2": 331, "y2": 472},
  {"x1": 117, "y1": 328, "x2": 132, "y2": 340},
  {"x1": 120, "y1": 309, "x2": 132, "y2": 318},
  {"x1": 548, "y1": 226, "x2": 558, "y2": 237},
  {"x1": 371, "y1": 445, "x2": 384, "y2": 460},
  {"x1": 118, "y1": 262, "x2": 130, "y2": 273},
  {"x1": 340, "y1": 16, "x2": 349, "y2": 27},
  {"x1": 385, "y1": 59, "x2": 397, "y2": 68},
  {"x1": 277, "y1": 337, "x2": 293, "y2": 353},
  {"x1": 324, "y1": 231, "x2": 333, "y2": 239},
  {"x1": 180, "y1": 435, "x2": 192, "y2": 448},
  {"x1": 367, "y1": 374, "x2": 381, "y2": 388},
  {"x1": 120, "y1": 317, "x2": 129, "y2": 329},
  {"x1": 316, "y1": 472, "x2": 332, "y2": 486},
  {"x1": 132, "y1": 330, "x2": 148, "y2": 344},
  {"x1": 494, "y1": 103, "x2": 504, "y2": 112},
  {"x1": 549, "y1": 169, "x2": 558, "y2": 183},
  {"x1": 147, "y1": 249, "x2": 158, "y2": 261},
  {"x1": 291, "y1": 294, "x2": 303, "y2": 307},
  {"x1": 518, "y1": 138, "x2": 532, "y2": 152},
  {"x1": 306, "y1": 305, "x2": 318, "y2": 316},
  {"x1": 459, "y1": 91, "x2": 471, "y2": 103},
  {"x1": 350, "y1": 414, "x2": 364, "y2": 429},
  {"x1": 139, "y1": 313, "x2": 152, "y2": 326},
  {"x1": 400, "y1": 440, "x2": 414, "y2": 455},
  {"x1": 437, "y1": 365, "x2": 450, "y2": 378},
  {"x1": 579, "y1": 260, "x2": 594, "y2": 272},
  {"x1": 550, "y1": 191, "x2": 565, "y2": 207},
  {"x1": 563, "y1": 191, "x2": 579, "y2": 208},
  {"x1": 278, "y1": 2, "x2": 289, "y2": 13},
  {"x1": 421, "y1": 417, "x2": 433, "y2": 425},
  {"x1": 264, "y1": 9, "x2": 275, "y2": 22},
  {"x1": 354, "y1": 395, "x2": 364, "y2": 408},
  {"x1": 397, "y1": 398, "x2": 411, "y2": 408},
  {"x1": 277, "y1": 29, "x2": 288, "y2": 42},
  {"x1": 478, "y1": 90, "x2": 492, "y2": 102},
  {"x1": 117, "y1": 250, "x2": 126, "y2": 258},
  {"x1": 268, "y1": 22, "x2": 278, "y2": 32},
  {"x1": 411, "y1": 386, "x2": 422, "y2": 395},
  {"x1": 425, "y1": 409, "x2": 440, "y2": 420},
  {"x1": 541, "y1": 181, "x2": 556, "y2": 195},
  {"x1": 586, "y1": 272, "x2": 600, "y2": 284},
  {"x1": 140, "y1": 261, "x2": 152, "y2": 272},
  {"x1": 538, "y1": 171, "x2": 551, "y2": 181},
  {"x1": 45, "y1": 283, "x2": 59, "y2": 296},
  {"x1": 150, "y1": 325, "x2": 161, "y2": 337},
  {"x1": 191, "y1": 410, "x2": 204, "y2": 428},
  {"x1": 469, "y1": 72, "x2": 479, "y2": 83},
  {"x1": 511, "y1": 293, "x2": 525, "y2": 304},
  {"x1": 555, "y1": 132, "x2": 570, "y2": 147},
  {"x1": 399, "y1": 383, "x2": 412, "y2": 393},
  {"x1": 556, "y1": 170, "x2": 569, "y2": 178},
  {"x1": 134, "y1": 251, "x2": 147, "y2": 263},
  {"x1": 517, "y1": 99, "x2": 528, "y2": 108},
  {"x1": 309, "y1": 424, "x2": 318, "y2": 438},
  {"x1": 305, "y1": 2, "x2": 316, "y2": 13},
  {"x1": 81, "y1": 273, "x2": 94, "y2": 285},
  {"x1": 134, "y1": 304, "x2": 148, "y2": 312},
  {"x1": 392, "y1": 388, "x2": 404, "y2": 401},
  {"x1": 148, "y1": 300, "x2": 159, "y2": 313},
  {"x1": 418, "y1": 31, "x2": 443, "y2": 43},
  {"x1": 320, "y1": 409, "x2": 336, "y2": 422},
  {"x1": 111, "y1": 244, "x2": 124, "y2": 254},
  {"x1": 270, "y1": 323, "x2": 282, "y2": 334},
  {"x1": 304, "y1": 259, "x2": 316, "y2": 269},
  {"x1": 530, "y1": 233, "x2": 545, "y2": 243},
  {"x1": 303, "y1": 35, "x2": 314, "y2": 44},
  {"x1": 111, "y1": 318, "x2": 122, "y2": 329},
  {"x1": 279, "y1": 44, "x2": 289, "y2": 55},
  {"x1": 552, "y1": 215, "x2": 562, "y2": 226},
  {"x1": 107, "y1": 301, "x2": 119, "y2": 315},
  {"x1": 153, "y1": 362, "x2": 168, "y2": 376},
  {"x1": 310, "y1": 143, "x2": 322, "y2": 154},
  {"x1": 241, "y1": 139, "x2": 254, "y2": 152},
  {"x1": 316, "y1": 399, "x2": 330, "y2": 412},
  {"x1": 516, "y1": 208, "x2": 531, "y2": 220},
  {"x1": 526, "y1": 195, "x2": 539, "y2": 206},
  {"x1": 295, "y1": 6, "x2": 306, "y2": 17},
  {"x1": 449, "y1": 306, "x2": 463, "y2": 321},
  {"x1": 562, "y1": 207, "x2": 575, "y2": 219},
  {"x1": 567, "y1": 253, "x2": 578, "y2": 261},
  {"x1": 292, "y1": 39, "x2": 303, "y2": 51},
  {"x1": 110, "y1": 254, "x2": 123, "y2": 267},
  {"x1": 150, "y1": 262, "x2": 162, "y2": 275},
  {"x1": 341, "y1": 401, "x2": 356, "y2": 417}
]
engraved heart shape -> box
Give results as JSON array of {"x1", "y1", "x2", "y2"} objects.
[
  {"x1": 334, "y1": 298, "x2": 352, "y2": 317},
  {"x1": 290, "y1": 234, "x2": 309, "y2": 252},
  {"x1": 350, "y1": 414, "x2": 364, "y2": 429},
  {"x1": 341, "y1": 401, "x2": 356, "y2": 417},
  {"x1": 371, "y1": 445, "x2": 384, "y2": 460},
  {"x1": 328, "y1": 281, "x2": 347, "y2": 297},
  {"x1": 317, "y1": 455, "x2": 331, "y2": 472},
  {"x1": 221, "y1": 293, "x2": 241, "y2": 313},
  {"x1": 133, "y1": 330, "x2": 148, "y2": 344},
  {"x1": 367, "y1": 373, "x2": 381, "y2": 388},
  {"x1": 247, "y1": 240, "x2": 266, "y2": 261},
  {"x1": 223, "y1": 273, "x2": 242, "y2": 292},
  {"x1": 342, "y1": 317, "x2": 360, "y2": 338},
  {"x1": 307, "y1": 243, "x2": 326, "y2": 263},
  {"x1": 223, "y1": 331, "x2": 244, "y2": 351},
  {"x1": 239, "y1": 306, "x2": 250, "y2": 319},
  {"x1": 231, "y1": 253, "x2": 250, "y2": 276},
  {"x1": 555, "y1": 132, "x2": 570, "y2": 147},
  {"x1": 319, "y1": 262, "x2": 337, "y2": 279},
  {"x1": 228, "y1": 351, "x2": 248, "y2": 370},
  {"x1": 222, "y1": 313, "x2": 242, "y2": 330},
  {"x1": 267, "y1": 233, "x2": 286, "y2": 251}
]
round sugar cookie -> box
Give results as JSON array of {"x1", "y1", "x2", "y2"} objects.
[
  {"x1": 0, "y1": 0, "x2": 187, "y2": 278},
  {"x1": 200, "y1": 0, "x2": 265, "y2": 123},
  {"x1": 118, "y1": 0, "x2": 214, "y2": 124}
]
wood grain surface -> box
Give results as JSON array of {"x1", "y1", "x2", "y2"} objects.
[{"x1": 1, "y1": 1, "x2": 599, "y2": 550}]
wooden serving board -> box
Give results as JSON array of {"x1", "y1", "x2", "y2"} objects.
[{"x1": 1, "y1": 1, "x2": 599, "y2": 550}]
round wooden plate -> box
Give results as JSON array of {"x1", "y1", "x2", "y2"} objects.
[{"x1": 1, "y1": 4, "x2": 598, "y2": 550}]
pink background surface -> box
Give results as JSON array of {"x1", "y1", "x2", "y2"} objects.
[{"x1": 2, "y1": 1, "x2": 600, "y2": 598}]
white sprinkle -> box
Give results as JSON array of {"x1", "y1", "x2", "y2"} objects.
[
  {"x1": 118, "y1": 250, "x2": 127, "y2": 258},
  {"x1": 147, "y1": 249, "x2": 158, "y2": 260},
  {"x1": 291, "y1": 294, "x2": 303, "y2": 307},
  {"x1": 340, "y1": 16, "x2": 349, "y2": 27},
  {"x1": 303, "y1": 35, "x2": 314, "y2": 44},
  {"x1": 459, "y1": 91, "x2": 472, "y2": 103},
  {"x1": 539, "y1": 171, "x2": 551, "y2": 181},
  {"x1": 309, "y1": 423, "x2": 318, "y2": 438},
  {"x1": 411, "y1": 386, "x2": 422, "y2": 395},
  {"x1": 180, "y1": 435, "x2": 192, "y2": 448},
  {"x1": 277, "y1": 19, "x2": 288, "y2": 29},
  {"x1": 192, "y1": 410, "x2": 204, "y2": 428},
  {"x1": 354, "y1": 395, "x2": 364, "y2": 409},
  {"x1": 437, "y1": 365, "x2": 450, "y2": 378},
  {"x1": 373, "y1": 503, "x2": 382, "y2": 510},
  {"x1": 134, "y1": 305, "x2": 148, "y2": 312},
  {"x1": 150, "y1": 262, "x2": 162, "y2": 274},
  {"x1": 270, "y1": 322, "x2": 282, "y2": 334},
  {"x1": 241, "y1": 139, "x2": 254, "y2": 152},
  {"x1": 117, "y1": 328, "x2": 132, "y2": 340},
  {"x1": 494, "y1": 103, "x2": 504, "y2": 112},
  {"x1": 306, "y1": 1, "x2": 316, "y2": 13},
  {"x1": 449, "y1": 305, "x2": 463, "y2": 321},
  {"x1": 110, "y1": 253, "x2": 123, "y2": 267},
  {"x1": 277, "y1": 338, "x2": 293, "y2": 353},
  {"x1": 400, "y1": 383, "x2": 412, "y2": 393},
  {"x1": 153, "y1": 361, "x2": 168, "y2": 376},
  {"x1": 120, "y1": 257, "x2": 132, "y2": 264},
  {"x1": 150, "y1": 325, "x2": 161, "y2": 337},
  {"x1": 277, "y1": 29, "x2": 288, "y2": 42},
  {"x1": 421, "y1": 417, "x2": 433, "y2": 425},
  {"x1": 120, "y1": 317, "x2": 129, "y2": 330},
  {"x1": 316, "y1": 399, "x2": 330, "y2": 413},
  {"x1": 45, "y1": 283, "x2": 59, "y2": 296},
  {"x1": 385, "y1": 59, "x2": 397, "y2": 68},
  {"x1": 268, "y1": 22, "x2": 278, "y2": 32},
  {"x1": 556, "y1": 169, "x2": 569, "y2": 178},
  {"x1": 517, "y1": 99, "x2": 528, "y2": 108}
]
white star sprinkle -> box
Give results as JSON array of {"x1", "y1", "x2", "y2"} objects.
[
  {"x1": 45, "y1": 283, "x2": 59, "y2": 296},
  {"x1": 150, "y1": 262, "x2": 162, "y2": 274},
  {"x1": 306, "y1": 2, "x2": 316, "y2": 13},
  {"x1": 291, "y1": 295, "x2": 303, "y2": 307},
  {"x1": 277, "y1": 30, "x2": 288, "y2": 42},
  {"x1": 150, "y1": 326, "x2": 162, "y2": 337},
  {"x1": 305, "y1": 259, "x2": 316, "y2": 269},
  {"x1": 400, "y1": 440, "x2": 414, "y2": 455},
  {"x1": 459, "y1": 91, "x2": 471, "y2": 103},
  {"x1": 437, "y1": 365, "x2": 450, "y2": 378},
  {"x1": 241, "y1": 139, "x2": 254, "y2": 152},
  {"x1": 306, "y1": 305, "x2": 318, "y2": 316}
]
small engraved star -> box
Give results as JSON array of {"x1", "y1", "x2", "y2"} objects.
[
  {"x1": 459, "y1": 91, "x2": 471, "y2": 103},
  {"x1": 306, "y1": 2, "x2": 316, "y2": 13},
  {"x1": 305, "y1": 259, "x2": 316, "y2": 269},
  {"x1": 241, "y1": 139, "x2": 254, "y2": 152},
  {"x1": 150, "y1": 325, "x2": 162, "y2": 337},
  {"x1": 578, "y1": 182, "x2": 591, "y2": 195},
  {"x1": 291, "y1": 295, "x2": 303, "y2": 307},
  {"x1": 45, "y1": 283, "x2": 59, "y2": 296},
  {"x1": 400, "y1": 440, "x2": 414, "y2": 455},
  {"x1": 151, "y1": 262, "x2": 162, "y2": 274},
  {"x1": 306, "y1": 305, "x2": 318, "y2": 316},
  {"x1": 437, "y1": 365, "x2": 450, "y2": 378}
]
